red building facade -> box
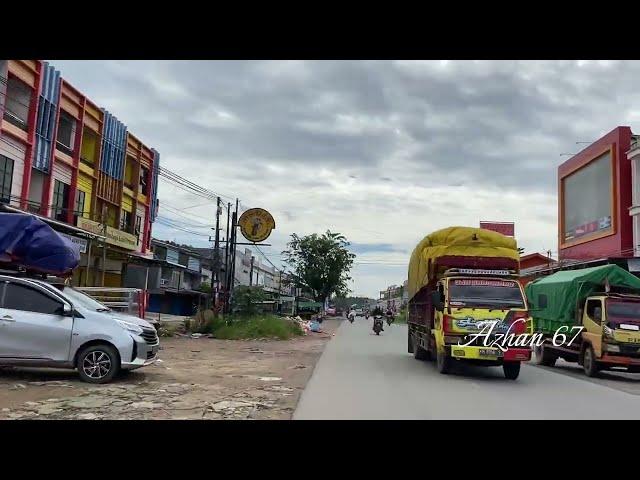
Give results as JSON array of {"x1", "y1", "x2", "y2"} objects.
[{"x1": 558, "y1": 126, "x2": 634, "y2": 261}]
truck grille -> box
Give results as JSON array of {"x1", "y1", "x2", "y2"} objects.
[{"x1": 140, "y1": 327, "x2": 159, "y2": 346}]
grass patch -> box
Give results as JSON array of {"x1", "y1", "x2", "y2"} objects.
[
  {"x1": 214, "y1": 315, "x2": 303, "y2": 340},
  {"x1": 186, "y1": 310, "x2": 303, "y2": 340},
  {"x1": 395, "y1": 309, "x2": 408, "y2": 324}
]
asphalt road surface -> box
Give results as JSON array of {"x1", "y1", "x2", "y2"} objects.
[{"x1": 294, "y1": 317, "x2": 640, "y2": 419}]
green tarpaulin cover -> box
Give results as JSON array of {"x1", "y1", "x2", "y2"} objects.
[{"x1": 525, "y1": 264, "x2": 640, "y2": 333}]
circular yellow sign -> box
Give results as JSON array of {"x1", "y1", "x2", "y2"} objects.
[{"x1": 238, "y1": 208, "x2": 276, "y2": 243}]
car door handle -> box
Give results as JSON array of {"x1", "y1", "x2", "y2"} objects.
[{"x1": 1, "y1": 315, "x2": 14, "y2": 322}]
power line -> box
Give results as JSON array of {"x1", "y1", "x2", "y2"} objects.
[
  {"x1": 155, "y1": 217, "x2": 212, "y2": 237},
  {"x1": 160, "y1": 203, "x2": 215, "y2": 227}
]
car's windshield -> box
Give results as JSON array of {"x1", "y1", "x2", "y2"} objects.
[
  {"x1": 606, "y1": 300, "x2": 640, "y2": 326},
  {"x1": 448, "y1": 278, "x2": 525, "y2": 308},
  {"x1": 60, "y1": 287, "x2": 110, "y2": 312}
]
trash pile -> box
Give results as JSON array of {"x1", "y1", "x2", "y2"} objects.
[{"x1": 284, "y1": 316, "x2": 329, "y2": 336}]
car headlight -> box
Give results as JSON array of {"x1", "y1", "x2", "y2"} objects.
[
  {"x1": 606, "y1": 344, "x2": 620, "y2": 353},
  {"x1": 115, "y1": 319, "x2": 144, "y2": 335}
]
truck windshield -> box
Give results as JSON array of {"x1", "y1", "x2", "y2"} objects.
[
  {"x1": 448, "y1": 278, "x2": 525, "y2": 308},
  {"x1": 606, "y1": 300, "x2": 640, "y2": 325}
]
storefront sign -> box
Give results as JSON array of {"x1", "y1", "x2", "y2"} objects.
[
  {"x1": 77, "y1": 217, "x2": 138, "y2": 250},
  {"x1": 238, "y1": 208, "x2": 276, "y2": 243},
  {"x1": 60, "y1": 233, "x2": 88, "y2": 254},
  {"x1": 480, "y1": 221, "x2": 515, "y2": 237}
]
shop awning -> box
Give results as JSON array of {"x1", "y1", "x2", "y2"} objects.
[{"x1": 297, "y1": 300, "x2": 323, "y2": 309}]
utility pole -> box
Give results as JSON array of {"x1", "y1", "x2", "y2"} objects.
[
  {"x1": 277, "y1": 269, "x2": 283, "y2": 314},
  {"x1": 212, "y1": 196, "x2": 221, "y2": 310},
  {"x1": 227, "y1": 198, "x2": 239, "y2": 312},
  {"x1": 249, "y1": 255, "x2": 255, "y2": 286},
  {"x1": 224, "y1": 201, "x2": 231, "y2": 309}
]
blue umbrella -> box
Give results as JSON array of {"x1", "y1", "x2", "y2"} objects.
[{"x1": 0, "y1": 212, "x2": 80, "y2": 275}]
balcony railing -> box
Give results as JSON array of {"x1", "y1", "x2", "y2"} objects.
[
  {"x1": 3, "y1": 110, "x2": 28, "y2": 131},
  {"x1": 56, "y1": 141, "x2": 74, "y2": 156},
  {"x1": 80, "y1": 156, "x2": 95, "y2": 167}
]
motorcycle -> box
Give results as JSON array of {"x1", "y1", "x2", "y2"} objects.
[
  {"x1": 373, "y1": 315, "x2": 384, "y2": 335},
  {"x1": 386, "y1": 313, "x2": 394, "y2": 326},
  {"x1": 348, "y1": 313, "x2": 355, "y2": 324}
]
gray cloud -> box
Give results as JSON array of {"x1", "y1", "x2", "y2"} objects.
[{"x1": 50, "y1": 60, "x2": 640, "y2": 297}]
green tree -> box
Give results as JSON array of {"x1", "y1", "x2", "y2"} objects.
[
  {"x1": 282, "y1": 230, "x2": 356, "y2": 304},
  {"x1": 232, "y1": 285, "x2": 267, "y2": 316}
]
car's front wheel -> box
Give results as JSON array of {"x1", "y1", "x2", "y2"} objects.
[{"x1": 77, "y1": 344, "x2": 120, "y2": 384}]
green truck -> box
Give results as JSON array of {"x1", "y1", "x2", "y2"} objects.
[{"x1": 526, "y1": 264, "x2": 640, "y2": 377}]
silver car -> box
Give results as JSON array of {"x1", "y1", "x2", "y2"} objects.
[{"x1": 0, "y1": 275, "x2": 159, "y2": 383}]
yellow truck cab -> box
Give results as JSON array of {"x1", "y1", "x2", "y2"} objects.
[{"x1": 408, "y1": 227, "x2": 532, "y2": 380}]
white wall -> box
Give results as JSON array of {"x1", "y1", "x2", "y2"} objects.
[{"x1": 28, "y1": 169, "x2": 45, "y2": 208}]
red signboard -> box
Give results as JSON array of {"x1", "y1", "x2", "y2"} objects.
[{"x1": 480, "y1": 221, "x2": 515, "y2": 237}]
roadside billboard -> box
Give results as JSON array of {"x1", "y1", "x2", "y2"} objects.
[{"x1": 561, "y1": 149, "x2": 613, "y2": 245}]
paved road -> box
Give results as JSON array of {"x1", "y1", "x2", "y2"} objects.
[{"x1": 294, "y1": 317, "x2": 640, "y2": 419}]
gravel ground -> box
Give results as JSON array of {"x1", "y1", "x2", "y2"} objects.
[{"x1": 0, "y1": 318, "x2": 339, "y2": 420}]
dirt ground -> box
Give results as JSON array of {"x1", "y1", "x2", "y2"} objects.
[{"x1": 0, "y1": 319, "x2": 339, "y2": 420}]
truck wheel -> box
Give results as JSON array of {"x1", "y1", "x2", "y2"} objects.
[
  {"x1": 503, "y1": 362, "x2": 521, "y2": 380},
  {"x1": 413, "y1": 334, "x2": 430, "y2": 361},
  {"x1": 77, "y1": 344, "x2": 120, "y2": 384},
  {"x1": 582, "y1": 346, "x2": 599, "y2": 377},
  {"x1": 436, "y1": 349, "x2": 451, "y2": 374},
  {"x1": 534, "y1": 344, "x2": 557, "y2": 367}
]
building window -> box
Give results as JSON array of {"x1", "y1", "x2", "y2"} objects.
[
  {"x1": 139, "y1": 166, "x2": 149, "y2": 196},
  {"x1": 52, "y1": 180, "x2": 70, "y2": 222},
  {"x1": 56, "y1": 111, "x2": 76, "y2": 155},
  {"x1": 135, "y1": 215, "x2": 142, "y2": 236},
  {"x1": 0, "y1": 155, "x2": 14, "y2": 204},
  {"x1": 80, "y1": 127, "x2": 98, "y2": 166},
  {"x1": 74, "y1": 190, "x2": 86, "y2": 221},
  {"x1": 124, "y1": 157, "x2": 135, "y2": 189},
  {"x1": 120, "y1": 210, "x2": 132, "y2": 232},
  {"x1": 3, "y1": 75, "x2": 31, "y2": 131}
]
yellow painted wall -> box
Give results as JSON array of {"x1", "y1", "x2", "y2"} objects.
[
  {"x1": 104, "y1": 273, "x2": 122, "y2": 288},
  {"x1": 78, "y1": 172, "x2": 93, "y2": 218},
  {"x1": 121, "y1": 194, "x2": 134, "y2": 213},
  {"x1": 79, "y1": 162, "x2": 94, "y2": 176}
]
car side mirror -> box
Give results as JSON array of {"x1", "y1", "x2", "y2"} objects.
[
  {"x1": 62, "y1": 303, "x2": 73, "y2": 316},
  {"x1": 431, "y1": 291, "x2": 444, "y2": 312}
]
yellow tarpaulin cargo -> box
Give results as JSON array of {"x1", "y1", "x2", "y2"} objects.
[{"x1": 407, "y1": 226, "x2": 520, "y2": 300}]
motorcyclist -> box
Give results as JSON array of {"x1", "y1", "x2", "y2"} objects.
[{"x1": 372, "y1": 306, "x2": 384, "y2": 331}]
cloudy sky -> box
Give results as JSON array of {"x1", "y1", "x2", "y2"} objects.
[{"x1": 51, "y1": 60, "x2": 640, "y2": 298}]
